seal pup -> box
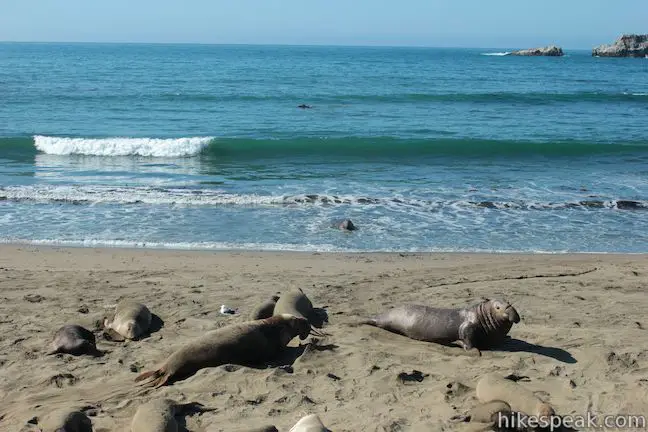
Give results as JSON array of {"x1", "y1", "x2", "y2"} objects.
[
  {"x1": 361, "y1": 298, "x2": 520, "y2": 354},
  {"x1": 476, "y1": 373, "x2": 555, "y2": 421},
  {"x1": 135, "y1": 314, "x2": 325, "y2": 388},
  {"x1": 273, "y1": 288, "x2": 326, "y2": 327},
  {"x1": 37, "y1": 408, "x2": 92, "y2": 432},
  {"x1": 289, "y1": 414, "x2": 331, "y2": 432},
  {"x1": 103, "y1": 300, "x2": 152, "y2": 341},
  {"x1": 249, "y1": 295, "x2": 281, "y2": 320},
  {"x1": 46, "y1": 324, "x2": 102, "y2": 357},
  {"x1": 130, "y1": 398, "x2": 214, "y2": 432}
]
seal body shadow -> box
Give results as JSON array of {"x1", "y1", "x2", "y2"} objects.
[
  {"x1": 362, "y1": 299, "x2": 520, "y2": 354},
  {"x1": 39, "y1": 408, "x2": 93, "y2": 432},
  {"x1": 135, "y1": 314, "x2": 323, "y2": 388},
  {"x1": 103, "y1": 300, "x2": 152, "y2": 341},
  {"x1": 47, "y1": 324, "x2": 102, "y2": 357}
]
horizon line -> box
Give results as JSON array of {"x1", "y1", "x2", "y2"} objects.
[{"x1": 0, "y1": 39, "x2": 599, "y2": 51}]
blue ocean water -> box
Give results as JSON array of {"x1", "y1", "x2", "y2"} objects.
[{"x1": 1, "y1": 43, "x2": 647, "y2": 252}]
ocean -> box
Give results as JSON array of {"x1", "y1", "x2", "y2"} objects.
[{"x1": 1, "y1": 43, "x2": 647, "y2": 253}]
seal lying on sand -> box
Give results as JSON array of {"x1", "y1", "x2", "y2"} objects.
[
  {"x1": 130, "y1": 398, "x2": 214, "y2": 432},
  {"x1": 361, "y1": 298, "x2": 520, "y2": 354},
  {"x1": 103, "y1": 300, "x2": 152, "y2": 341},
  {"x1": 135, "y1": 314, "x2": 325, "y2": 388},
  {"x1": 46, "y1": 324, "x2": 102, "y2": 357},
  {"x1": 476, "y1": 372, "x2": 555, "y2": 420},
  {"x1": 249, "y1": 295, "x2": 281, "y2": 320},
  {"x1": 38, "y1": 408, "x2": 93, "y2": 432},
  {"x1": 289, "y1": 414, "x2": 331, "y2": 432}
]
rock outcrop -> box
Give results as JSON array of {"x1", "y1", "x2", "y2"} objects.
[
  {"x1": 592, "y1": 34, "x2": 648, "y2": 57},
  {"x1": 510, "y1": 46, "x2": 564, "y2": 56}
]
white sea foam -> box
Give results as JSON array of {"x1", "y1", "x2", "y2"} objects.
[
  {"x1": 33, "y1": 135, "x2": 214, "y2": 157},
  {"x1": 481, "y1": 52, "x2": 511, "y2": 56}
]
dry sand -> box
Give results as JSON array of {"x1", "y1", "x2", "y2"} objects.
[{"x1": 0, "y1": 245, "x2": 647, "y2": 431}]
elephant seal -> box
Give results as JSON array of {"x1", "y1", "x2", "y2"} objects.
[
  {"x1": 333, "y1": 218, "x2": 356, "y2": 231},
  {"x1": 273, "y1": 288, "x2": 327, "y2": 327},
  {"x1": 38, "y1": 408, "x2": 92, "y2": 432},
  {"x1": 469, "y1": 400, "x2": 512, "y2": 423},
  {"x1": 249, "y1": 295, "x2": 281, "y2": 320},
  {"x1": 103, "y1": 300, "x2": 152, "y2": 341},
  {"x1": 361, "y1": 298, "x2": 520, "y2": 354},
  {"x1": 135, "y1": 314, "x2": 325, "y2": 388},
  {"x1": 46, "y1": 324, "x2": 102, "y2": 357},
  {"x1": 476, "y1": 373, "x2": 555, "y2": 421},
  {"x1": 289, "y1": 414, "x2": 331, "y2": 432},
  {"x1": 130, "y1": 398, "x2": 213, "y2": 432}
]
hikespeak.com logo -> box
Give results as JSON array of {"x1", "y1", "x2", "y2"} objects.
[{"x1": 497, "y1": 411, "x2": 647, "y2": 430}]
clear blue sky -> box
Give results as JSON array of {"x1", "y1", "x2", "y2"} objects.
[{"x1": 1, "y1": 0, "x2": 646, "y2": 49}]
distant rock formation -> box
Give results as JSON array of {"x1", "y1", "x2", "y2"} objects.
[
  {"x1": 510, "y1": 46, "x2": 564, "y2": 56},
  {"x1": 592, "y1": 34, "x2": 648, "y2": 57}
]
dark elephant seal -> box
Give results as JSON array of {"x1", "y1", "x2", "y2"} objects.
[
  {"x1": 362, "y1": 298, "x2": 520, "y2": 354},
  {"x1": 333, "y1": 218, "x2": 356, "y2": 231},
  {"x1": 131, "y1": 398, "x2": 214, "y2": 432},
  {"x1": 103, "y1": 300, "x2": 152, "y2": 341},
  {"x1": 38, "y1": 408, "x2": 92, "y2": 432},
  {"x1": 46, "y1": 324, "x2": 102, "y2": 357},
  {"x1": 135, "y1": 314, "x2": 325, "y2": 388},
  {"x1": 249, "y1": 295, "x2": 280, "y2": 320},
  {"x1": 289, "y1": 414, "x2": 331, "y2": 432}
]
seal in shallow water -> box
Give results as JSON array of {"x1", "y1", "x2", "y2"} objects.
[
  {"x1": 135, "y1": 314, "x2": 325, "y2": 388},
  {"x1": 46, "y1": 324, "x2": 102, "y2": 357},
  {"x1": 103, "y1": 300, "x2": 152, "y2": 341},
  {"x1": 362, "y1": 298, "x2": 520, "y2": 354}
]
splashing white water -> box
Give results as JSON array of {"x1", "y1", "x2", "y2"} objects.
[
  {"x1": 481, "y1": 52, "x2": 511, "y2": 56},
  {"x1": 33, "y1": 135, "x2": 214, "y2": 157}
]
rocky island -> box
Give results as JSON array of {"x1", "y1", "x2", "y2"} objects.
[
  {"x1": 592, "y1": 34, "x2": 648, "y2": 57},
  {"x1": 509, "y1": 45, "x2": 564, "y2": 56}
]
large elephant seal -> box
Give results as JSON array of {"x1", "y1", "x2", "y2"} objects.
[
  {"x1": 289, "y1": 414, "x2": 331, "y2": 432},
  {"x1": 46, "y1": 324, "x2": 102, "y2": 357},
  {"x1": 476, "y1": 373, "x2": 555, "y2": 421},
  {"x1": 361, "y1": 298, "x2": 520, "y2": 354},
  {"x1": 273, "y1": 288, "x2": 326, "y2": 327},
  {"x1": 38, "y1": 408, "x2": 92, "y2": 432},
  {"x1": 135, "y1": 314, "x2": 324, "y2": 388},
  {"x1": 333, "y1": 218, "x2": 356, "y2": 231},
  {"x1": 103, "y1": 300, "x2": 152, "y2": 341},
  {"x1": 130, "y1": 398, "x2": 213, "y2": 432},
  {"x1": 249, "y1": 295, "x2": 280, "y2": 320}
]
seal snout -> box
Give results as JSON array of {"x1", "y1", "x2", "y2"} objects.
[{"x1": 506, "y1": 306, "x2": 520, "y2": 323}]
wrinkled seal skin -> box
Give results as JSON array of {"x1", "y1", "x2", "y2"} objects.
[
  {"x1": 103, "y1": 300, "x2": 152, "y2": 341},
  {"x1": 289, "y1": 414, "x2": 331, "y2": 432},
  {"x1": 38, "y1": 408, "x2": 92, "y2": 432},
  {"x1": 273, "y1": 288, "x2": 314, "y2": 322},
  {"x1": 130, "y1": 398, "x2": 178, "y2": 432},
  {"x1": 249, "y1": 295, "x2": 281, "y2": 320},
  {"x1": 476, "y1": 373, "x2": 555, "y2": 421},
  {"x1": 362, "y1": 299, "x2": 520, "y2": 354},
  {"x1": 46, "y1": 324, "x2": 101, "y2": 357},
  {"x1": 135, "y1": 314, "x2": 324, "y2": 388}
]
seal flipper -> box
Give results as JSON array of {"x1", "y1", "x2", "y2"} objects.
[{"x1": 134, "y1": 368, "x2": 170, "y2": 388}]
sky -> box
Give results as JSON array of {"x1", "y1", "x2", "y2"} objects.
[{"x1": 1, "y1": 0, "x2": 646, "y2": 49}]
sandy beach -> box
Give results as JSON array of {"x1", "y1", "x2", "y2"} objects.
[{"x1": 1, "y1": 245, "x2": 647, "y2": 431}]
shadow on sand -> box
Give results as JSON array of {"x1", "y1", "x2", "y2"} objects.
[{"x1": 490, "y1": 337, "x2": 577, "y2": 364}]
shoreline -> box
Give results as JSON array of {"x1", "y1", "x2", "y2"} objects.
[
  {"x1": 2, "y1": 242, "x2": 647, "y2": 256},
  {"x1": 1, "y1": 245, "x2": 647, "y2": 430}
]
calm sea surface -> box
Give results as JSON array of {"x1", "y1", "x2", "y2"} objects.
[{"x1": 1, "y1": 43, "x2": 647, "y2": 252}]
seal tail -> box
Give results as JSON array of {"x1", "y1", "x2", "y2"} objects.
[{"x1": 134, "y1": 368, "x2": 170, "y2": 388}]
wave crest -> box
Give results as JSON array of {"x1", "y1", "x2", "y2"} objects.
[{"x1": 33, "y1": 135, "x2": 214, "y2": 157}]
